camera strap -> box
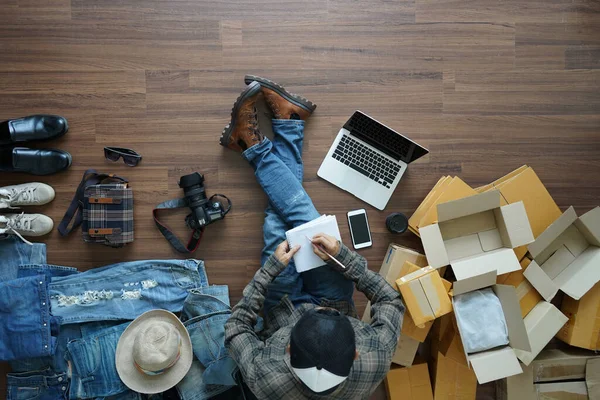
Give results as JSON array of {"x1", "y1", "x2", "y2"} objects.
[{"x1": 153, "y1": 198, "x2": 204, "y2": 253}]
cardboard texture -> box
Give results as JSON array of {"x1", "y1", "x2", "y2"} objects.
[
  {"x1": 362, "y1": 243, "x2": 432, "y2": 344},
  {"x1": 586, "y1": 358, "x2": 600, "y2": 400},
  {"x1": 497, "y1": 257, "x2": 543, "y2": 318},
  {"x1": 514, "y1": 301, "x2": 569, "y2": 366},
  {"x1": 396, "y1": 265, "x2": 453, "y2": 327},
  {"x1": 535, "y1": 382, "x2": 588, "y2": 399},
  {"x1": 421, "y1": 191, "x2": 534, "y2": 280},
  {"x1": 409, "y1": 176, "x2": 477, "y2": 236},
  {"x1": 557, "y1": 281, "x2": 600, "y2": 351},
  {"x1": 393, "y1": 333, "x2": 420, "y2": 366},
  {"x1": 525, "y1": 206, "x2": 600, "y2": 301},
  {"x1": 430, "y1": 351, "x2": 477, "y2": 400},
  {"x1": 479, "y1": 166, "x2": 562, "y2": 260},
  {"x1": 498, "y1": 347, "x2": 600, "y2": 400},
  {"x1": 451, "y1": 284, "x2": 531, "y2": 384},
  {"x1": 385, "y1": 361, "x2": 433, "y2": 400}
]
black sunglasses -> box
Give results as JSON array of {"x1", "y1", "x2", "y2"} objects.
[{"x1": 104, "y1": 147, "x2": 142, "y2": 167}]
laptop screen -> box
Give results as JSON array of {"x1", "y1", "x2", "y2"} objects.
[{"x1": 343, "y1": 111, "x2": 428, "y2": 163}]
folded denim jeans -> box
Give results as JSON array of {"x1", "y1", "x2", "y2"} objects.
[
  {"x1": 49, "y1": 259, "x2": 207, "y2": 324},
  {"x1": 0, "y1": 236, "x2": 46, "y2": 282},
  {"x1": 6, "y1": 368, "x2": 69, "y2": 400},
  {"x1": 0, "y1": 275, "x2": 56, "y2": 361}
]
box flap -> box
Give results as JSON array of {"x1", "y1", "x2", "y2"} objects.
[
  {"x1": 513, "y1": 302, "x2": 568, "y2": 366},
  {"x1": 479, "y1": 229, "x2": 503, "y2": 251},
  {"x1": 452, "y1": 248, "x2": 521, "y2": 280},
  {"x1": 576, "y1": 206, "x2": 600, "y2": 247},
  {"x1": 529, "y1": 207, "x2": 578, "y2": 259},
  {"x1": 555, "y1": 246, "x2": 600, "y2": 300},
  {"x1": 494, "y1": 284, "x2": 531, "y2": 352},
  {"x1": 535, "y1": 382, "x2": 588, "y2": 398},
  {"x1": 420, "y1": 224, "x2": 450, "y2": 268},
  {"x1": 437, "y1": 190, "x2": 501, "y2": 223},
  {"x1": 541, "y1": 245, "x2": 576, "y2": 279},
  {"x1": 562, "y1": 225, "x2": 590, "y2": 258},
  {"x1": 444, "y1": 234, "x2": 483, "y2": 261},
  {"x1": 586, "y1": 358, "x2": 600, "y2": 400},
  {"x1": 496, "y1": 201, "x2": 535, "y2": 248},
  {"x1": 418, "y1": 177, "x2": 477, "y2": 229},
  {"x1": 523, "y1": 260, "x2": 559, "y2": 301},
  {"x1": 469, "y1": 347, "x2": 523, "y2": 384},
  {"x1": 453, "y1": 270, "x2": 497, "y2": 295}
]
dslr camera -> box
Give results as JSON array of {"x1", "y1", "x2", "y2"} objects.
[{"x1": 179, "y1": 172, "x2": 229, "y2": 230}]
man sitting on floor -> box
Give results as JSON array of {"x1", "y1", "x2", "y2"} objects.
[{"x1": 223, "y1": 76, "x2": 404, "y2": 399}]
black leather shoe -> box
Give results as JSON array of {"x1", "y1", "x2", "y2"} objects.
[
  {"x1": 0, "y1": 115, "x2": 68, "y2": 145},
  {"x1": 1, "y1": 147, "x2": 72, "y2": 175}
]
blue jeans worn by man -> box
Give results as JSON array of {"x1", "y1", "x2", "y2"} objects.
[{"x1": 222, "y1": 76, "x2": 405, "y2": 400}]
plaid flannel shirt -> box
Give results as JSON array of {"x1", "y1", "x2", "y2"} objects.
[{"x1": 224, "y1": 244, "x2": 405, "y2": 400}]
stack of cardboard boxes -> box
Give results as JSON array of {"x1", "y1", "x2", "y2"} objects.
[{"x1": 379, "y1": 165, "x2": 600, "y2": 399}]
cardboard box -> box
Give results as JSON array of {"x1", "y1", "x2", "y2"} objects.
[
  {"x1": 497, "y1": 347, "x2": 600, "y2": 400},
  {"x1": 524, "y1": 206, "x2": 600, "y2": 302},
  {"x1": 497, "y1": 257, "x2": 543, "y2": 318},
  {"x1": 451, "y1": 269, "x2": 532, "y2": 384},
  {"x1": 430, "y1": 351, "x2": 477, "y2": 400},
  {"x1": 385, "y1": 361, "x2": 433, "y2": 400},
  {"x1": 409, "y1": 176, "x2": 477, "y2": 235},
  {"x1": 557, "y1": 281, "x2": 600, "y2": 350},
  {"x1": 362, "y1": 245, "x2": 432, "y2": 344},
  {"x1": 396, "y1": 265, "x2": 453, "y2": 327},
  {"x1": 420, "y1": 190, "x2": 535, "y2": 279},
  {"x1": 513, "y1": 301, "x2": 568, "y2": 366},
  {"x1": 438, "y1": 316, "x2": 469, "y2": 367},
  {"x1": 392, "y1": 333, "x2": 420, "y2": 367},
  {"x1": 477, "y1": 166, "x2": 563, "y2": 261}
]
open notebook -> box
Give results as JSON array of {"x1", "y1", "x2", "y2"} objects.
[{"x1": 285, "y1": 215, "x2": 342, "y2": 273}]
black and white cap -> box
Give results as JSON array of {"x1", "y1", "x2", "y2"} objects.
[{"x1": 290, "y1": 308, "x2": 356, "y2": 393}]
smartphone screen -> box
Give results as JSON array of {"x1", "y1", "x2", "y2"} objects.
[{"x1": 348, "y1": 211, "x2": 372, "y2": 248}]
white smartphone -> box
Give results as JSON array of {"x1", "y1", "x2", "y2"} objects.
[{"x1": 347, "y1": 209, "x2": 373, "y2": 249}]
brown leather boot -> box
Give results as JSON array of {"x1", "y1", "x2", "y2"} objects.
[
  {"x1": 244, "y1": 75, "x2": 316, "y2": 120},
  {"x1": 220, "y1": 81, "x2": 264, "y2": 152}
]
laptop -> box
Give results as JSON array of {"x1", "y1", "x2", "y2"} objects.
[{"x1": 317, "y1": 111, "x2": 428, "y2": 210}]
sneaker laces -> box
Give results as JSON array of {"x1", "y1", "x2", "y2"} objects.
[
  {"x1": 248, "y1": 107, "x2": 262, "y2": 142},
  {"x1": 0, "y1": 186, "x2": 38, "y2": 209},
  {"x1": 0, "y1": 213, "x2": 34, "y2": 245}
]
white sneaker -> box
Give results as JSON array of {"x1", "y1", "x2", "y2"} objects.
[
  {"x1": 0, "y1": 182, "x2": 55, "y2": 209},
  {"x1": 0, "y1": 213, "x2": 54, "y2": 244}
]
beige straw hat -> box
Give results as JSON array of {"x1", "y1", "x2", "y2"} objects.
[{"x1": 115, "y1": 309, "x2": 193, "y2": 394}]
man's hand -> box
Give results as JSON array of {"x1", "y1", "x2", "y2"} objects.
[
  {"x1": 273, "y1": 240, "x2": 301, "y2": 267},
  {"x1": 310, "y1": 233, "x2": 341, "y2": 261}
]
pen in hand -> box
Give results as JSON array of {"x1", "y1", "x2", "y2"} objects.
[{"x1": 306, "y1": 235, "x2": 346, "y2": 270}]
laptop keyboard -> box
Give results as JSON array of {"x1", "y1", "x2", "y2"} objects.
[{"x1": 332, "y1": 135, "x2": 401, "y2": 188}]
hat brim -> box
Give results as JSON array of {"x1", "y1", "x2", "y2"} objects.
[{"x1": 116, "y1": 309, "x2": 193, "y2": 394}]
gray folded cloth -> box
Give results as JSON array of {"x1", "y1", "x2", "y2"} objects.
[{"x1": 454, "y1": 288, "x2": 509, "y2": 353}]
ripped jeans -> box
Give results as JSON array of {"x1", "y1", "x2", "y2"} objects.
[{"x1": 243, "y1": 120, "x2": 354, "y2": 315}]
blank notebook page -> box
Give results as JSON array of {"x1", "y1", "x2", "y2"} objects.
[{"x1": 285, "y1": 215, "x2": 342, "y2": 273}]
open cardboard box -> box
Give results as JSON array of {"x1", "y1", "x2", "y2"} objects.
[
  {"x1": 497, "y1": 346, "x2": 600, "y2": 400},
  {"x1": 524, "y1": 206, "x2": 600, "y2": 302},
  {"x1": 513, "y1": 301, "x2": 568, "y2": 366},
  {"x1": 451, "y1": 270, "x2": 532, "y2": 384},
  {"x1": 420, "y1": 190, "x2": 534, "y2": 279}
]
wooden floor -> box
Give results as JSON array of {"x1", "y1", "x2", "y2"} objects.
[{"x1": 1, "y1": 0, "x2": 600, "y2": 398}]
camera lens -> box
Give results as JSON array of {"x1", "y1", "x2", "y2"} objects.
[{"x1": 386, "y1": 213, "x2": 408, "y2": 234}]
